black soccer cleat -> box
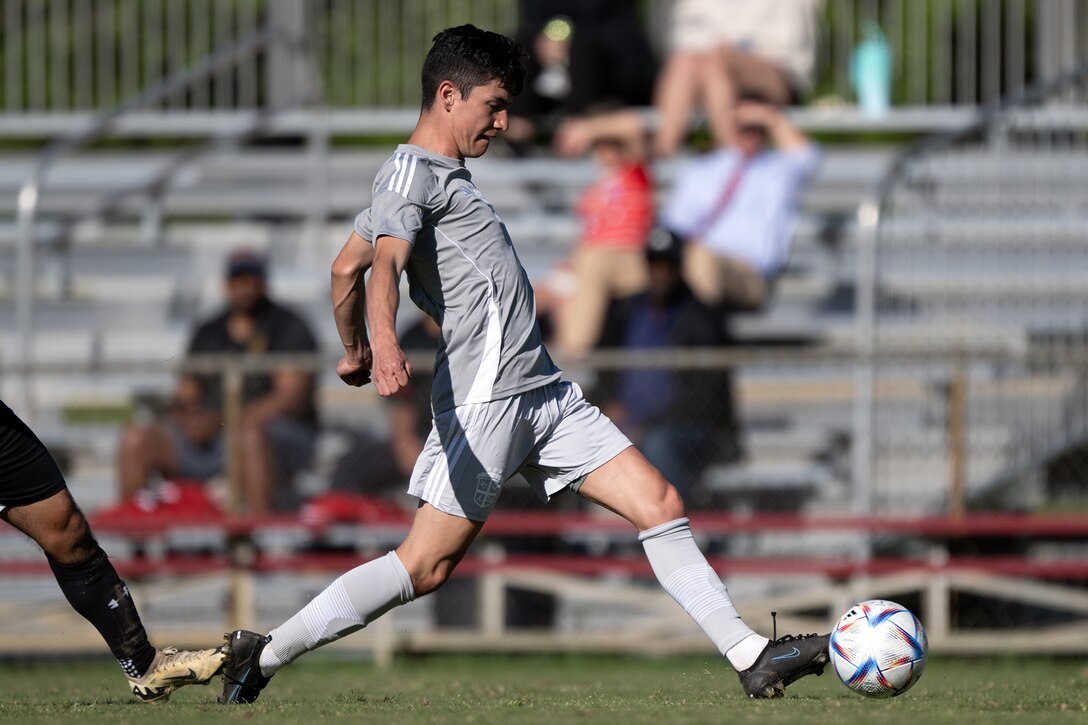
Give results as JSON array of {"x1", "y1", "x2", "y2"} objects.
[
  {"x1": 737, "y1": 632, "x2": 830, "y2": 699},
  {"x1": 218, "y1": 629, "x2": 273, "y2": 704}
]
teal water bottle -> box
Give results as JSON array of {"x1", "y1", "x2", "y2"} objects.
[{"x1": 850, "y1": 21, "x2": 892, "y2": 118}]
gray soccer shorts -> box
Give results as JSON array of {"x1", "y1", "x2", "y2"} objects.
[{"x1": 408, "y1": 381, "x2": 632, "y2": 521}]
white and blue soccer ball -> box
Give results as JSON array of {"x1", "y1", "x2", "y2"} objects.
[{"x1": 829, "y1": 599, "x2": 928, "y2": 698}]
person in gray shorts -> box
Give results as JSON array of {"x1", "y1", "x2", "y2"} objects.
[{"x1": 219, "y1": 24, "x2": 828, "y2": 703}]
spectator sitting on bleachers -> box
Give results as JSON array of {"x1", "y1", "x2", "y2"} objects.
[
  {"x1": 654, "y1": 0, "x2": 822, "y2": 156},
  {"x1": 592, "y1": 228, "x2": 741, "y2": 507},
  {"x1": 558, "y1": 97, "x2": 820, "y2": 313},
  {"x1": 550, "y1": 127, "x2": 655, "y2": 359},
  {"x1": 114, "y1": 249, "x2": 319, "y2": 515},
  {"x1": 661, "y1": 98, "x2": 820, "y2": 311}
]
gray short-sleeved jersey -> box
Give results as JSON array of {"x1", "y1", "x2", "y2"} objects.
[{"x1": 356, "y1": 144, "x2": 562, "y2": 414}]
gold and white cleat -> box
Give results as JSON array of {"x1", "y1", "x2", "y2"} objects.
[{"x1": 127, "y1": 645, "x2": 228, "y2": 702}]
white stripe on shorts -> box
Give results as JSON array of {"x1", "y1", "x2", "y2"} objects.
[{"x1": 423, "y1": 402, "x2": 482, "y2": 506}]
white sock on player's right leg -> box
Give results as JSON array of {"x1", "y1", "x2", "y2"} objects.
[
  {"x1": 640, "y1": 518, "x2": 768, "y2": 668},
  {"x1": 259, "y1": 551, "x2": 415, "y2": 676}
]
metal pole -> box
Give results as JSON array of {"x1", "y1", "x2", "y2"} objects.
[
  {"x1": 852, "y1": 198, "x2": 880, "y2": 559},
  {"x1": 223, "y1": 360, "x2": 245, "y2": 514},
  {"x1": 14, "y1": 181, "x2": 38, "y2": 418},
  {"x1": 947, "y1": 356, "x2": 968, "y2": 518},
  {"x1": 266, "y1": 0, "x2": 308, "y2": 107}
]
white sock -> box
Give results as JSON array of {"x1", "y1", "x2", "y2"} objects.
[
  {"x1": 258, "y1": 551, "x2": 415, "y2": 676},
  {"x1": 725, "y1": 633, "x2": 771, "y2": 671},
  {"x1": 639, "y1": 518, "x2": 767, "y2": 668}
]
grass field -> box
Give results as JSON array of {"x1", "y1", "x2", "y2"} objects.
[{"x1": 1, "y1": 654, "x2": 1085, "y2": 724}]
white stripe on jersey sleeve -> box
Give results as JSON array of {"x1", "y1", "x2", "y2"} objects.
[
  {"x1": 387, "y1": 153, "x2": 405, "y2": 193},
  {"x1": 399, "y1": 155, "x2": 418, "y2": 198}
]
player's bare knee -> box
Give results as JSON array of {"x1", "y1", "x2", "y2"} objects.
[
  {"x1": 407, "y1": 560, "x2": 456, "y2": 597},
  {"x1": 647, "y1": 483, "x2": 686, "y2": 527},
  {"x1": 40, "y1": 509, "x2": 97, "y2": 564}
]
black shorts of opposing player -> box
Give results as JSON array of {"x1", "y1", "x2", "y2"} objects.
[{"x1": 0, "y1": 401, "x2": 66, "y2": 508}]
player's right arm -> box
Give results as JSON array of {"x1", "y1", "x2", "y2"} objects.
[
  {"x1": 331, "y1": 225, "x2": 375, "y2": 387},
  {"x1": 367, "y1": 235, "x2": 414, "y2": 397},
  {"x1": 365, "y1": 151, "x2": 440, "y2": 396}
]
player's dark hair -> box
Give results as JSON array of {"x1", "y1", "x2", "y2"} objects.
[{"x1": 420, "y1": 24, "x2": 527, "y2": 110}]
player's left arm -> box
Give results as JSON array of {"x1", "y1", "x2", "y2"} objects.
[
  {"x1": 331, "y1": 230, "x2": 375, "y2": 387},
  {"x1": 366, "y1": 235, "x2": 413, "y2": 397}
]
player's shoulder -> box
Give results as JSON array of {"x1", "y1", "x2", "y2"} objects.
[{"x1": 374, "y1": 147, "x2": 443, "y2": 205}]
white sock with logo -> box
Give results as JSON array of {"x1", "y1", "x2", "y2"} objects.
[
  {"x1": 639, "y1": 518, "x2": 768, "y2": 670},
  {"x1": 258, "y1": 551, "x2": 415, "y2": 676}
]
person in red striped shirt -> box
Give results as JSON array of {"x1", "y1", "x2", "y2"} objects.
[{"x1": 554, "y1": 131, "x2": 655, "y2": 359}]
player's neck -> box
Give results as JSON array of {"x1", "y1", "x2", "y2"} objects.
[{"x1": 407, "y1": 112, "x2": 463, "y2": 161}]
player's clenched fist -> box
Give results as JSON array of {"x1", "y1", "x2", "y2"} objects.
[
  {"x1": 336, "y1": 349, "x2": 372, "y2": 387},
  {"x1": 371, "y1": 341, "x2": 412, "y2": 396}
]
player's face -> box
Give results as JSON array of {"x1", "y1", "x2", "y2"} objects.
[{"x1": 452, "y1": 79, "x2": 511, "y2": 158}]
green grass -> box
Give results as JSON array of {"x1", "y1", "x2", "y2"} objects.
[{"x1": 0, "y1": 654, "x2": 1085, "y2": 724}]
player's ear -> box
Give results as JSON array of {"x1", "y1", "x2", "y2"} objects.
[{"x1": 437, "y1": 80, "x2": 457, "y2": 112}]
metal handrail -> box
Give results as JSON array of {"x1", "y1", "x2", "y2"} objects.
[
  {"x1": 869, "y1": 59, "x2": 1088, "y2": 210},
  {"x1": 12, "y1": 25, "x2": 289, "y2": 418},
  {"x1": 850, "y1": 58, "x2": 1088, "y2": 528}
]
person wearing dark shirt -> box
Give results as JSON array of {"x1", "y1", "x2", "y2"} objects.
[
  {"x1": 506, "y1": 0, "x2": 657, "y2": 146},
  {"x1": 594, "y1": 228, "x2": 740, "y2": 506},
  {"x1": 115, "y1": 249, "x2": 319, "y2": 514}
]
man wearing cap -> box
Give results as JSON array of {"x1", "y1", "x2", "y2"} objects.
[{"x1": 113, "y1": 249, "x2": 319, "y2": 515}]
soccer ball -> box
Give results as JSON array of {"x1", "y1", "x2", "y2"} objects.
[{"x1": 829, "y1": 599, "x2": 928, "y2": 698}]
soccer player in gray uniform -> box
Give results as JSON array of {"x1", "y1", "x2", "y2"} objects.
[
  {"x1": 0, "y1": 401, "x2": 226, "y2": 701},
  {"x1": 219, "y1": 24, "x2": 829, "y2": 703}
]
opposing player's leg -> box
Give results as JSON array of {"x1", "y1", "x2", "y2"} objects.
[
  {"x1": 577, "y1": 447, "x2": 828, "y2": 698},
  {"x1": 2, "y1": 489, "x2": 225, "y2": 701},
  {"x1": 221, "y1": 499, "x2": 483, "y2": 703}
]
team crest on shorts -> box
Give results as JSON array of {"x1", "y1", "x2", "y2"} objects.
[{"x1": 473, "y1": 469, "x2": 503, "y2": 509}]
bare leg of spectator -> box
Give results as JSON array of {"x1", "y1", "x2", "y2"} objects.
[
  {"x1": 116, "y1": 425, "x2": 177, "y2": 502},
  {"x1": 701, "y1": 46, "x2": 740, "y2": 149},
  {"x1": 558, "y1": 247, "x2": 649, "y2": 359},
  {"x1": 704, "y1": 47, "x2": 796, "y2": 149},
  {"x1": 653, "y1": 51, "x2": 707, "y2": 158},
  {"x1": 682, "y1": 244, "x2": 767, "y2": 311}
]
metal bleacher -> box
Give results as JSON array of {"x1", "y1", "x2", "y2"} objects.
[
  {"x1": 5, "y1": 87, "x2": 1086, "y2": 529},
  {"x1": 0, "y1": 134, "x2": 884, "y2": 525}
]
